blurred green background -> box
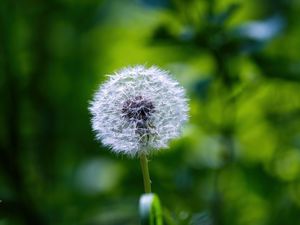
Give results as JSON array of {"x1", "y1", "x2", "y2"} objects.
[{"x1": 1, "y1": 0, "x2": 300, "y2": 224}]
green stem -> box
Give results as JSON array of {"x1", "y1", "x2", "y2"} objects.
[{"x1": 140, "y1": 153, "x2": 152, "y2": 193}]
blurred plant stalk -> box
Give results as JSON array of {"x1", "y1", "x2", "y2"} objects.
[{"x1": 140, "y1": 153, "x2": 152, "y2": 193}]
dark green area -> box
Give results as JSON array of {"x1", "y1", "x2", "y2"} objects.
[{"x1": 1, "y1": 0, "x2": 300, "y2": 225}]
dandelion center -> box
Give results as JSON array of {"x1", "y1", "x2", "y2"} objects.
[{"x1": 122, "y1": 96, "x2": 155, "y2": 124}]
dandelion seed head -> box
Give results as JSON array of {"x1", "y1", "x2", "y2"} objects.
[{"x1": 89, "y1": 65, "x2": 189, "y2": 157}]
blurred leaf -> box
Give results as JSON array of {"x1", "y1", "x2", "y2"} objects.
[
  {"x1": 209, "y1": 3, "x2": 241, "y2": 26},
  {"x1": 140, "y1": 0, "x2": 171, "y2": 9},
  {"x1": 192, "y1": 78, "x2": 212, "y2": 100},
  {"x1": 253, "y1": 55, "x2": 300, "y2": 81},
  {"x1": 189, "y1": 212, "x2": 212, "y2": 225},
  {"x1": 140, "y1": 193, "x2": 163, "y2": 225}
]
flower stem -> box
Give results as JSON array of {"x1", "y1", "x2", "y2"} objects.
[{"x1": 140, "y1": 153, "x2": 152, "y2": 193}]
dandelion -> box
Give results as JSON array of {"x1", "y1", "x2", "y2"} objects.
[{"x1": 89, "y1": 65, "x2": 188, "y2": 192}]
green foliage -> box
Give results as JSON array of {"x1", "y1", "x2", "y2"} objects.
[
  {"x1": 1, "y1": 0, "x2": 300, "y2": 225},
  {"x1": 139, "y1": 194, "x2": 163, "y2": 225}
]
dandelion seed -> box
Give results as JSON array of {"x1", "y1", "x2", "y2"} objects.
[{"x1": 89, "y1": 65, "x2": 189, "y2": 157}]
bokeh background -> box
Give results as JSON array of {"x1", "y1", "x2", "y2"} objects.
[{"x1": 1, "y1": 0, "x2": 300, "y2": 224}]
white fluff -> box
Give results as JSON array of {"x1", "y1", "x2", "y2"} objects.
[{"x1": 89, "y1": 65, "x2": 189, "y2": 157}]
